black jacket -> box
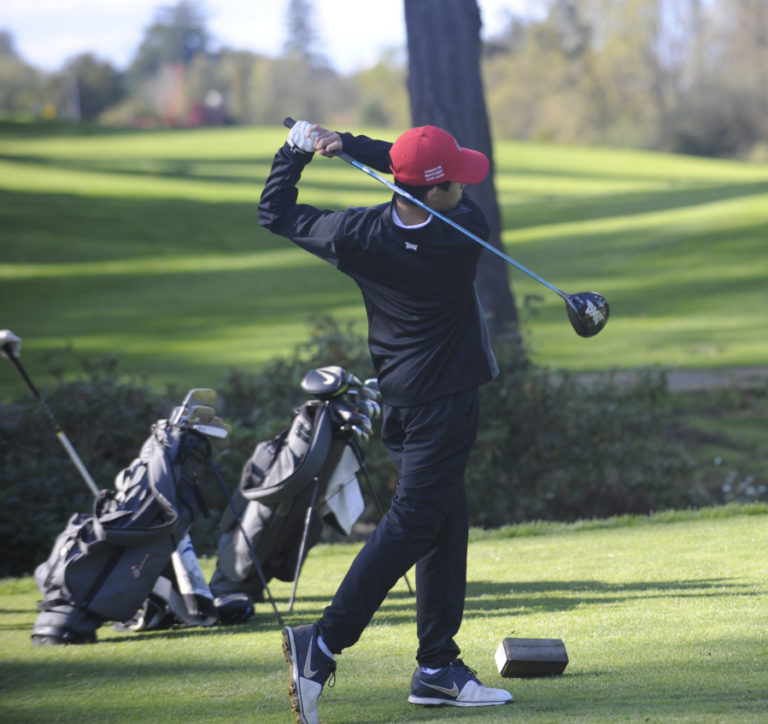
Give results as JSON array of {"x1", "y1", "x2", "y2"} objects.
[{"x1": 258, "y1": 132, "x2": 498, "y2": 407}]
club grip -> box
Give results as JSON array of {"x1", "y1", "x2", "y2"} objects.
[{"x1": 283, "y1": 117, "x2": 296, "y2": 129}]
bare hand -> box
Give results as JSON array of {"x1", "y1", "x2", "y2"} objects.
[{"x1": 309, "y1": 125, "x2": 343, "y2": 156}]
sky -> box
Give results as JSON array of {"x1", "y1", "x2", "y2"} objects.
[{"x1": 2, "y1": 0, "x2": 541, "y2": 75}]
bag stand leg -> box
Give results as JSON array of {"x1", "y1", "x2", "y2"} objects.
[
  {"x1": 288, "y1": 477, "x2": 321, "y2": 612},
  {"x1": 207, "y1": 460, "x2": 285, "y2": 627}
]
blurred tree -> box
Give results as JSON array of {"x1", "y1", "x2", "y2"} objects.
[
  {"x1": 217, "y1": 50, "x2": 257, "y2": 122},
  {"x1": 352, "y1": 50, "x2": 409, "y2": 129},
  {"x1": 656, "y1": 0, "x2": 768, "y2": 156},
  {"x1": 55, "y1": 54, "x2": 125, "y2": 121},
  {"x1": 128, "y1": 0, "x2": 210, "y2": 82},
  {"x1": 0, "y1": 30, "x2": 17, "y2": 59},
  {"x1": 273, "y1": 0, "x2": 337, "y2": 124},
  {"x1": 404, "y1": 0, "x2": 519, "y2": 337},
  {"x1": 0, "y1": 30, "x2": 44, "y2": 115},
  {"x1": 284, "y1": 0, "x2": 324, "y2": 68}
]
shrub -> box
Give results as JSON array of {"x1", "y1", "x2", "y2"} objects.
[
  {"x1": 0, "y1": 316, "x2": 710, "y2": 577},
  {"x1": 0, "y1": 359, "x2": 171, "y2": 577},
  {"x1": 469, "y1": 337, "x2": 701, "y2": 526}
]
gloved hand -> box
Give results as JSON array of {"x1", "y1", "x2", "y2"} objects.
[{"x1": 287, "y1": 120, "x2": 319, "y2": 153}]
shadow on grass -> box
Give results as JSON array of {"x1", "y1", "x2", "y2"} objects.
[
  {"x1": 303, "y1": 577, "x2": 759, "y2": 626},
  {"x1": 5, "y1": 151, "x2": 768, "y2": 232},
  {"x1": 214, "y1": 575, "x2": 760, "y2": 628},
  {"x1": 500, "y1": 178, "x2": 768, "y2": 230},
  {"x1": 0, "y1": 153, "x2": 374, "y2": 202},
  {"x1": 463, "y1": 577, "x2": 759, "y2": 617}
]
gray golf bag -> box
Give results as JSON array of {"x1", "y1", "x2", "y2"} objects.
[
  {"x1": 209, "y1": 366, "x2": 382, "y2": 613},
  {"x1": 31, "y1": 395, "x2": 229, "y2": 645}
]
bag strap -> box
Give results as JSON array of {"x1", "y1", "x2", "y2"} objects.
[{"x1": 92, "y1": 442, "x2": 181, "y2": 546}]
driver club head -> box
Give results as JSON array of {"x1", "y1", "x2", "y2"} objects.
[{"x1": 566, "y1": 292, "x2": 610, "y2": 338}]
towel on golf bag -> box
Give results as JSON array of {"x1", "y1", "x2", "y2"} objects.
[
  {"x1": 209, "y1": 400, "x2": 364, "y2": 602},
  {"x1": 32, "y1": 420, "x2": 211, "y2": 644}
]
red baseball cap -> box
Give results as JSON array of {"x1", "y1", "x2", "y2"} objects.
[{"x1": 389, "y1": 125, "x2": 489, "y2": 186}]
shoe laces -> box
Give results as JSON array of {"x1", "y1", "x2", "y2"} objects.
[{"x1": 452, "y1": 659, "x2": 478, "y2": 679}]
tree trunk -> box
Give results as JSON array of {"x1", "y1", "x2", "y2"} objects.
[{"x1": 404, "y1": 0, "x2": 519, "y2": 336}]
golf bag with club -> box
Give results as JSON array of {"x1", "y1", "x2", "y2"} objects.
[
  {"x1": 209, "y1": 365, "x2": 384, "y2": 614},
  {"x1": 30, "y1": 389, "x2": 231, "y2": 645}
]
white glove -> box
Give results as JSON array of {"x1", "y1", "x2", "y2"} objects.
[
  {"x1": 287, "y1": 120, "x2": 319, "y2": 153},
  {"x1": 0, "y1": 329, "x2": 21, "y2": 358}
]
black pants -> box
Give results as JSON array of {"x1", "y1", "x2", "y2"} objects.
[{"x1": 317, "y1": 388, "x2": 479, "y2": 668}]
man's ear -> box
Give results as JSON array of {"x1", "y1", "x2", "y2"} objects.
[{"x1": 424, "y1": 184, "x2": 440, "y2": 204}]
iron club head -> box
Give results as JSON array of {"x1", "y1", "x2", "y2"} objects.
[
  {"x1": 171, "y1": 388, "x2": 217, "y2": 423},
  {"x1": 565, "y1": 292, "x2": 610, "y2": 338}
]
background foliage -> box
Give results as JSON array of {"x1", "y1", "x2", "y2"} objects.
[
  {"x1": 1, "y1": 116, "x2": 767, "y2": 577},
  {"x1": 2, "y1": 1, "x2": 768, "y2": 159},
  {"x1": 3, "y1": 317, "x2": 764, "y2": 578}
]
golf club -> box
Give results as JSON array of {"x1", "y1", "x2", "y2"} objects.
[
  {"x1": 171, "y1": 388, "x2": 218, "y2": 424},
  {"x1": 0, "y1": 331, "x2": 223, "y2": 626},
  {"x1": 283, "y1": 117, "x2": 609, "y2": 338},
  {"x1": 1, "y1": 330, "x2": 100, "y2": 496},
  {"x1": 186, "y1": 405, "x2": 216, "y2": 423}
]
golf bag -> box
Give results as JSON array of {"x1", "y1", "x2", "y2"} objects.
[
  {"x1": 209, "y1": 366, "x2": 381, "y2": 611},
  {"x1": 32, "y1": 411, "x2": 223, "y2": 645}
]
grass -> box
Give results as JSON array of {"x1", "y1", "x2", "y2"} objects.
[
  {"x1": 1, "y1": 505, "x2": 767, "y2": 722},
  {"x1": 2, "y1": 123, "x2": 767, "y2": 721},
  {"x1": 2, "y1": 121, "x2": 765, "y2": 516},
  {"x1": 1, "y1": 122, "x2": 767, "y2": 397}
]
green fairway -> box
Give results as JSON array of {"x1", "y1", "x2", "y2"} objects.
[
  {"x1": 1, "y1": 506, "x2": 766, "y2": 722},
  {"x1": 1, "y1": 123, "x2": 767, "y2": 396}
]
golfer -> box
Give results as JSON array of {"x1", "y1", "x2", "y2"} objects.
[{"x1": 258, "y1": 120, "x2": 512, "y2": 724}]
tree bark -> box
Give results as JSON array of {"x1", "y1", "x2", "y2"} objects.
[{"x1": 404, "y1": 0, "x2": 519, "y2": 336}]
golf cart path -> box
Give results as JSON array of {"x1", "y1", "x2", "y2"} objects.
[
  {"x1": 665, "y1": 366, "x2": 768, "y2": 391},
  {"x1": 579, "y1": 366, "x2": 768, "y2": 391}
]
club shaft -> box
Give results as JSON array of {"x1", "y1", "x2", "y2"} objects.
[
  {"x1": 283, "y1": 117, "x2": 572, "y2": 305},
  {"x1": 4, "y1": 346, "x2": 101, "y2": 496},
  {"x1": 4, "y1": 341, "x2": 219, "y2": 611},
  {"x1": 56, "y1": 430, "x2": 100, "y2": 496}
]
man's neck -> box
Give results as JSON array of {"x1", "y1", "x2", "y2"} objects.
[{"x1": 394, "y1": 198, "x2": 432, "y2": 226}]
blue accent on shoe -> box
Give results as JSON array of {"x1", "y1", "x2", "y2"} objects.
[{"x1": 282, "y1": 624, "x2": 336, "y2": 724}]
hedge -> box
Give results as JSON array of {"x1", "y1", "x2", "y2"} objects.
[{"x1": 0, "y1": 316, "x2": 710, "y2": 577}]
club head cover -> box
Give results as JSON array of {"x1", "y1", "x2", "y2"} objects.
[{"x1": 0, "y1": 329, "x2": 21, "y2": 359}]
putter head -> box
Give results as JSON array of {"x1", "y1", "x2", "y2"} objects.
[
  {"x1": 566, "y1": 292, "x2": 610, "y2": 338},
  {"x1": 301, "y1": 365, "x2": 348, "y2": 399}
]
